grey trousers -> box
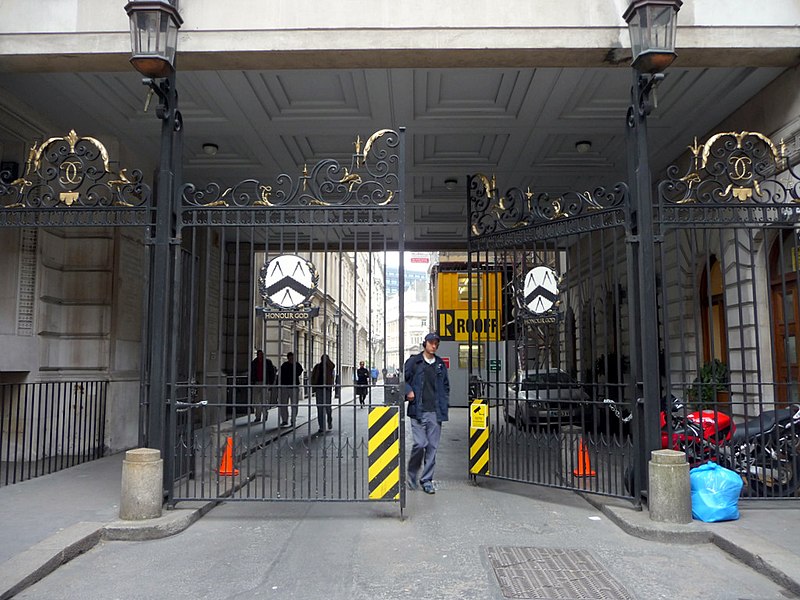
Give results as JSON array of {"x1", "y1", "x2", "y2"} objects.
[{"x1": 407, "y1": 411, "x2": 442, "y2": 484}]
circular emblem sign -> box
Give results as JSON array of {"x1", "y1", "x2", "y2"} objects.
[
  {"x1": 523, "y1": 266, "x2": 560, "y2": 314},
  {"x1": 259, "y1": 255, "x2": 317, "y2": 309}
]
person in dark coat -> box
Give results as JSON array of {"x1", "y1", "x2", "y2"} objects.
[
  {"x1": 356, "y1": 361, "x2": 370, "y2": 407},
  {"x1": 404, "y1": 332, "x2": 449, "y2": 495},
  {"x1": 278, "y1": 352, "x2": 304, "y2": 427},
  {"x1": 250, "y1": 349, "x2": 276, "y2": 422},
  {"x1": 311, "y1": 354, "x2": 336, "y2": 433}
]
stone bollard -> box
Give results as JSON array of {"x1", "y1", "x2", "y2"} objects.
[
  {"x1": 120, "y1": 448, "x2": 163, "y2": 520},
  {"x1": 648, "y1": 449, "x2": 691, "y2": 523}
]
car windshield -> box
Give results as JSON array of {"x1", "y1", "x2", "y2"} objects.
[{"x1": 517, "y1": 371, "x2": 575, "y2": 390}]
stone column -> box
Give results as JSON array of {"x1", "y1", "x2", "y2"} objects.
[
  {"x1": 648, "y1": 449, "x2": 691, "y2": 523},
  {"x1": 120, "y1": 448, "x2": 163, "y2": 520}
]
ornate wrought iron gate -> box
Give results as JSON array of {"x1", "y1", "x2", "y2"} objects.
[
  {"x1": 466, "y1": 131, "x2": 800, "y2": 502},
  {"x1": 169, "y1": 129, "x2": 406, "y2": 507},
  {"x1": 466, "y1": 175, "x2": 637, "y2": 500}
]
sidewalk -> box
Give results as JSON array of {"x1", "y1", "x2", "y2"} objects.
[{"x1": 1, "y1": 407, "x2": 799, "y2": 599}]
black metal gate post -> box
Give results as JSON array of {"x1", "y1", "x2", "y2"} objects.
[
  {"x1": 144, "y1": 73, "x2": 183, "y2": 475},
  {"x1": 626, "y1": 70, "x2": 665, "y2": 501}
]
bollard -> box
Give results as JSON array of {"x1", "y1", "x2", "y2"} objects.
[
  {"x1": 648, "y1": 449, "x2": 691, "y2": 523},
  {"x1": 120, "y1": 448, "x2": 163, "y2": 520}
]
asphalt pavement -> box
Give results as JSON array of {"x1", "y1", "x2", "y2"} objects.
[{"x1": 1, "y1": 404, "x2": 799, "y2": 599}]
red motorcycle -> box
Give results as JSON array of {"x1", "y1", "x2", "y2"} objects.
[
  {"x1": 661, "y1": 396, "x2": 800, "y2": 497},
  {"x1": 612, "y1": 396, "x2": 800, "y2": 497}
]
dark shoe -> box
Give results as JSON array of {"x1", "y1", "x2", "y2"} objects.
[
  {"x1": 407, "y1": 478, "x2": 418, "y2": 491},
  {"x1": 280, "y1": 421, "x2": 289, "y2": 428},
  {"x1": 327, "y1": 420, "x2": 333, "y2": 429},
  {"x1": 317, "y1": 428, "x2": 325, "y2": 434},
  {"x1": 421, "y1": 481, "x2": 435, "y2": 495}
]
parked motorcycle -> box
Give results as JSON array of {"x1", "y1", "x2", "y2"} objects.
[{"x1": 612, "y1": 396, "x2": 800, "y2": 497}]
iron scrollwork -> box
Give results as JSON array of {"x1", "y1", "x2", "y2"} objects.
[
  {"x1": 468, "y1": 172, "x2": 628, "y2": 238},
  {"x1": 659, "y1": 131, "x2": 800, "y2": 206},
  {"x1": 182, "y1": 129, "x2": 400, "y2": 208},
  {"x1": 0, "y1": 130, "x2": 150, "y2": 209}
]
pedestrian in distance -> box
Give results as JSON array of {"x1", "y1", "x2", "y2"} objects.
[
  {"x1": 311, "y1": 354, "x2": 336, "y2": 433},
  {"x1": 370, "y1": 366, "x2": 379, "y2": 385},
  {"x1": 404, "y1": 332, "x2": 449, "y2": 495},
  {"x1": 278, "y1": 352, "x2": 304, "y2": 427},
  {"x1": 356, "y1": 361, "x2": 370, "y2": 408},
  {"x1": 250, "y1": 349, "x2": 276, "y2": 423}
]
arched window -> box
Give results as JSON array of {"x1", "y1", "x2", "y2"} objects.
[
  {"x1": 770, "y1": 232, "x2": 800, "y2": 405},
  {"x1": 700, "y1": 256, "x2": 727, "y2": 364}
]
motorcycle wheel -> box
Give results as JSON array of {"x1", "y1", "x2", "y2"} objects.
[{"x1": 748, "y1": 436, "x2": 800, "y2": 498}]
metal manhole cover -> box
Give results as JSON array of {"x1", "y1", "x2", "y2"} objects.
[{"x1": 486, "y1": 546, "x2": 633, "y2": 600}]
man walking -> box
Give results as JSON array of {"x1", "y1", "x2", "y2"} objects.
[
  {"x1": 404, "y1": 332, "x2": 449, "y2": 494},
  {"x1": 278, "y1": 352, "x2": 304, "y2": 427},
  {"x1": 250, "y1": 349, "x2": 276, "y2": 422},
  {"x1": 356, "y1": 361, "x2": 370, "y2": 407}
]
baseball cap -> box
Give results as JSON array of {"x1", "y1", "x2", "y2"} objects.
[{"x1": 423, "y1": 332, "x2": 440, "y2": 344}]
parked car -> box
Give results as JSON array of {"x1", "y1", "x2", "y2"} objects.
[{"x1": 503, "y1": 369, "x2": 590, "y2": 429}]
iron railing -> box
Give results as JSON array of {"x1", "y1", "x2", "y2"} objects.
[{"x1": 0, "y1": 380, "x2": 107, "y2": 486}]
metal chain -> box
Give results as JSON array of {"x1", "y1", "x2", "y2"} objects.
[{"x1": 603, "y1": 398, "x2": 634, "y2": 422}]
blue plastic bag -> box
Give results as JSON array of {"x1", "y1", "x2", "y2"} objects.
[{"x1": 689, "y1": 462, "x2": 743, "y2": 522}]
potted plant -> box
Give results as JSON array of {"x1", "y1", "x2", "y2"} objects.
[{"x1": 690, "y1": 359, "x2": 729, "y2": 409}]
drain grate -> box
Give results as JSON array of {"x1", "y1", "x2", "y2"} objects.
[{"x1": 486, "y1": 546, "x2": 633, "y2": 600}]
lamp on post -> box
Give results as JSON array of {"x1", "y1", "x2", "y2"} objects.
[
  {"x1": 125, "y1": 0, "x2": 183, "y2": 471},
  {"x1": 622, "y1": 0, "x2": 681, "y2": 501}
]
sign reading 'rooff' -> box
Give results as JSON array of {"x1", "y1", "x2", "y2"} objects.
[{"x1": 437, "y1": 310, "x2": 500, "y2": 341}]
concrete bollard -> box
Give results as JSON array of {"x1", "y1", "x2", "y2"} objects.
[
  {"x1": 120, "y1": 448, "x2": 163, "y2": 520},
  {"x1": 648, "y1": 449, "x2": 691, "y2": 523}
]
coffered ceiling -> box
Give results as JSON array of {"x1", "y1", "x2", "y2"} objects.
[{"x1": 0, "y1": 65, "x2": 786, "y2": 248}]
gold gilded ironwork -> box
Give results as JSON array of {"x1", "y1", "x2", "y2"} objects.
[
  {"x1": 35, "y1": 130, "x2": 110, "y2": 173},
  {"x1": 60, "y1": 192, "x2": 79, "y2": 206},
  {"x1": 671, "y1": 131, "x2": 785, "y2": 204},
  {"x1": 108, "y1": 169, "x2": 132, "y2": 188},
  {"x1": 729, "y1": 187, "x2": 752, "y2": 201},
  {"x1": 337, "y1": 168, "x2": 362, "y2": 192},
  {"x1": 551, "y1": 199, "x2": 568, "y2": 219},
  {"x1": 253, "y1": 185, "x2": 273, "y2": 206},
  {"x1": 376, "y1": 190, "x2": 394, "y2": 206},
  {"x1": 476, "y1": 174, "x2": 493, "y2": 200},
  {"x1": 582, "y1": 191, "x2": 604, "y2": 211},
  {"x1": 354, "y1": 135, "x2": 362, "y2": 155},
  {"x1": 729, "y1": 155, "x2": 753, "y2": 181},
  {"x1": 59, "y1": 160, "x2": 82, "y2": 186},
  {"x1": 302, "y1": 164, "x2": 308, "y2": 192},
  {"x1": 700, "y1": 131, "x2": 780, "y2": 169},
  {"x1": 362, "y1": 129, "x2": 393, "y2": 163},
  {"x1": 9, "y1": 145, "x2": 36, "y2": 187},
  {"x1": 678, "y1": 137, "x2": 703, "y2": 195}
]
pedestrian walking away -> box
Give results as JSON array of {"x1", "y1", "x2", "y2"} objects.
[
  {"x1": 404, "y1": 332, "x2": 449, "y2": 495},
  {"x1": 311, "y1": 354, "x2": 336, "y2": 433},
  {"x1": 371, "y1": 366, "x2": 379, "y2": 385},
  {"x1": 278, "y1": 352, "x2": 304, "y2": 426},
  {"x1": 250, "y1": 349, "x2": 276, "y2": 422},
  {"x1": 356, "y1": 361, "x2": 370, "y2": 407}
]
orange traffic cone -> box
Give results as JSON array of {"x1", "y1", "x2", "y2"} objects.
[
  {"x1": 218, "y1": 436, "x2": 239, "y2": 476},
  {"x1": 572, "y1": 438, "x2": 596, "y2": 477}
]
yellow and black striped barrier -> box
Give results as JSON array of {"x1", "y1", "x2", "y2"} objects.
[
  {"x1": 368, "y1": 405, "x2": 400, "y2": 500},
  {"x1": 469, "y1": 398, "x2": 489, "y2": 475}
]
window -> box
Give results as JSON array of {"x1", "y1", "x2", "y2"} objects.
[
  {"x1": 457, "y1": 275, "x2": 482, "y2": 302},
  {"x1": 458, "y1": 344, "x2": 484, "y2": 369}
]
